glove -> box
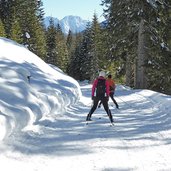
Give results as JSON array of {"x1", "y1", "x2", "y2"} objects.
[{"x1": 92, "y1": 96, "x2": 94, "y2": 100}]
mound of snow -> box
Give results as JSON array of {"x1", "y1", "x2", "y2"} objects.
[{"x1": 0, "y1": 37, "x2": 81, "y2": 141}]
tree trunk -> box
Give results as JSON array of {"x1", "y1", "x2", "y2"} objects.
[
  {"x1": 125, "y1": 55, "x2": 132, "y2": 87},
  {"x1": 134, "y1": 19, "x2": 147, "y2": 89}
]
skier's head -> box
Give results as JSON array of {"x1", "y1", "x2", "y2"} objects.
[
  {"x1": 108, "y1": 74, "x2": 112, "y2": 79},
  {"x1": 99, "y1": 71, "x2": 106, "y2": 77}
]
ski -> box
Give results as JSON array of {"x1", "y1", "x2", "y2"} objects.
[
  {"x1": 110, "y1": 122, "x2": 115, "y2": 127},
  {"x1": 84, "y1": 119, "x2": 114, "y2": 127},
  {"x1": 85, "y1": 121, "x2": 89, "y2": 125},
  {"x1": 85, "y1": 120, "x2": 93, "y2": 126}
]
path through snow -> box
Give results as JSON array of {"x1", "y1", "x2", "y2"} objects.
[{"x1": 1, "y1": 83, "x2": 171, "y2": 171}]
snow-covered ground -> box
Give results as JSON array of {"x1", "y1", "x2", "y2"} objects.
[{"x1": 0, "y1": 37, "x2": 171, "y2": 171}]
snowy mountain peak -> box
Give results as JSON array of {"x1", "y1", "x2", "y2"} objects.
[
  {"x1": 62, "y1": 15, "x2": 82, "y2": 21},
  {"x1": 44, "y1": 15, "x2": 89, "y2": 34}
]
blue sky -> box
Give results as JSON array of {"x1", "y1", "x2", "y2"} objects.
[{"x1": 42, "y1": 0, "x2": 105, "y2": 21}]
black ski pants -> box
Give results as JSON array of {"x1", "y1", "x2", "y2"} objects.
[
  {"x1": 109, "y1": 92, "x2": 119, "y2": 108},
  {"x1": 87, "y1": 97, "x2": 113, "y2": 121}
]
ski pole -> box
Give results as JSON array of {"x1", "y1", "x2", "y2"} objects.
[{"x1": 115, "y1": 95, "x2": 133, "y2": 108}]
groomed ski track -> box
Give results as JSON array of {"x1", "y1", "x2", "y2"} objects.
[{"x1": 4, "y1": 83, "x2": 171, "y2": 171}]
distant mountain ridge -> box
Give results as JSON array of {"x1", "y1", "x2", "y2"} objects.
[{"x1": 44, "y1": 15, "x2": 89, "y2": 34}]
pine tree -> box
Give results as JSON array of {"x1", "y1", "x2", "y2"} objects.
[
  {"x1": 146, "y1": 0, "x2": 171, "y2": 94},
  {"x1": 102, "y1": 0, "x2": 136, "y2": 85},
  {"x1": 0, "y1": 0, "x2": 46, "y2": 60},
  {"x1": 102, "y1": 0, "x2": 171, "y2": 94},
  {"x1": 10, "y1": 17, "x2": 23, "y2": 44},
  {"x1": 0, "y1": 0, "x2": 14, "y2": 37},
  {"x1": 72, "y1": 22, "x2": 95, "y2": 81},
  {"x1": 66, "y1": 29, "x2": 74, "y2": 58},
  {"x1": 72, "y1": 44, "x2": 84, "y2": 80},
  {"x1": 66, "y1": 30, "x2": 72, "y2": 50},
  {"x1": 67, "y1": 32, "x2": 83, "y2": 79},
  {"x1": 79, "y1": 22, "x2": 92, "y2": 80},
  {"x1": 89, "y1": 14, "x2": 103, "y2": 80},
  {"x1": 36, "y1": 0, "x2": 45, "y2": 24},
  {"x1": 45, "y1": 18, "x2": 58, "y2": 65},
  {"x1": 66, "y1": 29, "x2": 78, "y2": 74},
  {"x1": 68, "y1": 15, "x2": 105, "y2": 81},
  {"x1": 55, "y1": 24, "x2": 69, "y2": 72},
  {"x1": 0, "y1": 19, "x2": 6, "y2": 37},
  {"x1": 19, "y1": 0, "x2": 46, "y2": 59}
]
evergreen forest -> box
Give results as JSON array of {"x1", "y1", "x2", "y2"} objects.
[{"x1": 0, "y1": 0, "x2": 171, "y2": 95}]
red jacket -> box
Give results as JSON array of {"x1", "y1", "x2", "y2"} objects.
[{"x1": 92, "y1": 76, "x2": 110, "y2": 97}]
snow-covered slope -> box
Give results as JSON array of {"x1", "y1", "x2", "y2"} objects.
[{"x1": 0, "y1": 37, "x2": 81, "y2": 141}]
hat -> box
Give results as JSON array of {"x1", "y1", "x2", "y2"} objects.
[{"x1": 99, "y1": 71, "x2": 106, "y2": 77}]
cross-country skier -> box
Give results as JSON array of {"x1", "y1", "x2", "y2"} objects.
[{"x1": 86, "y1": 71, "x2": 114, "y2": 123}]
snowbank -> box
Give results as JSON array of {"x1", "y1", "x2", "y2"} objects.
[{"x1": 0, "y1": 37, "x2": 81, "y2": 141}]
